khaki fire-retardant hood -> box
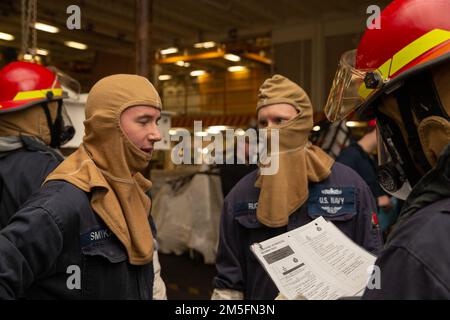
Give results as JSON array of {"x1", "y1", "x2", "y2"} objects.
[
  {"x1": 257, "y1": 74, "x2": 311, "y2": 114},
  {"x1": 417, "y1": 64, "x2": 450, "y2": 167},
  {"x1": 0, "y1": 101, "x2": 59, "y2": 145},
  {"x1": 255, "y1": 75, "x2": 334, "y2": 227},
  {"x1": 46, "y1": 74, "x2": 162, "y2": 265}
]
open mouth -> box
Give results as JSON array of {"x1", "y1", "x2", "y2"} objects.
[{"x1": 141, "y1": 147, "x2": 153, "y2": 153}]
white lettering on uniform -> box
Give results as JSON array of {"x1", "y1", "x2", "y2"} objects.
[
  {"x1": 330, "y1": 197, "x2": 344, "y2": 205},
  {"x1": 90, "y1": 230, "x2": 111, "y2": 241},
  {"x1": 248, "y1": 202, "x2": 258, "y2": 210}
]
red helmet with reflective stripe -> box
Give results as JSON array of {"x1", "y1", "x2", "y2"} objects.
[
  {"x1": 325, "y1": 0, "x2": 450, "y2": 122},
  {"x1": 325, "y1": 0, "x2": 450, "y2": 200},
  {"x1": 356, "y1": 0, "x2": 450, "y2": 77},
  {"x1": 0, "y1": 61, "x2": 64, "y2": 114}
]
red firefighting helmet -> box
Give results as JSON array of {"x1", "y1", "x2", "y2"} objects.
[
  {"x1": 0, "y1": 61, "x2": 64, "y2": 114},
  {"x1": 324, "y1": 0, "x2": 450, "y2": 122}
]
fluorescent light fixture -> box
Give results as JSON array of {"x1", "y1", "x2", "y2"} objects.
[
  {"x1": 36, "y1": 48, "x2": 49, "y2": 56},
  {"x1": 160, "y1": 47, "x2": 178, "y2": 55},
  {"x1": 34, "y1": 22, "x2": 59, "y2": 34},
  {"x1": 224, "y1": 53, "x2": 241, "y2": 62},
  {"x1": 158, "y1": 74, "x2": 172, "y2": 81},
  {"x1": 194, "y1": 131, "x2": 208, "y2": 137},
  {"x1": 194, "y1": 41, "x2": 216, "y2": 49},
  {"x1": 312, "y1": 125, "x2": 321, "y2": 132},
  {"x1": 174, "y1": 61, "x2": 191, "y2": 67},
  {"x1": 64, "y1": 41, "x2": 88, "y2": 50},
  {"x1": 227, "y1": 66, "x2": 247, "y2": 72},
  {"x1": 0, "y1": 32, "x2": 14, "y2": 41},
  {"x1": 190, "y1": 70, "x2": 206, "y2": 77}
]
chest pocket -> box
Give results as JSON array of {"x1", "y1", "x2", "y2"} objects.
[
  {"x1": 233, "y1": 201, "x2": 263, "y2": 229},
  {"x1": 307, "y1": 186, "x2": 357, "y2": 221},
  {"x1": 232, "y1": 202, "x2": 288, "y2": 265},
  {"x1": 81, "y1": 228, "x2": 127, "y2": 262},
  {"x1": 80, "y1": 227, "x2": 131, "y2": 299}
]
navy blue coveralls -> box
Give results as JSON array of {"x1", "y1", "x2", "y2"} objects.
[
  {"x1": 0, "y1": 136, "x2": 62, "y2": 227},
  {"x1": 0, "y1": 180, "x2": 154, "y2": 299},
  {"x1": 214, "y1": 161, "x2": 383, "y2": 299},
  {"x1": 363, "y1": 144, "x2": 450, "y2": 299}
]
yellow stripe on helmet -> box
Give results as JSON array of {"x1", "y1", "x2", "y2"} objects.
[
  {"x1": 390, "y1": 29, "x2": 450, "y2": 76},
  {"x1": 13, "y1": 88, "x2": 63, "y2": 101}
]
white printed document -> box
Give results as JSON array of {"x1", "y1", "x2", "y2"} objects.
[{"x1": 250, "y1": 217, "x2": 376, "y2": 300}]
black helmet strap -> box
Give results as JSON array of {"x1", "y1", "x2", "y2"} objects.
[
  {"x1": 374, "y1": 107, "x2": 421, "y2": 188},
  {"x1": 40, "y1": 100, "x2": 63, "y2": 148},
  {"x1": 394, "y1": 90, "x2": 432, "y2": 173}
]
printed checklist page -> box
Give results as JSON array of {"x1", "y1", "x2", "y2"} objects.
[{"x1": 250, "y1": 217, "x2": 376, "y2": 300}]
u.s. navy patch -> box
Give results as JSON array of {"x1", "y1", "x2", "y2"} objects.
[{"x1": 308, "y1": 186, "x2": 356, "y2": 219}]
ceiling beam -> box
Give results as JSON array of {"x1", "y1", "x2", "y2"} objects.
[
  {"x1": 181, "y1": 0, "x2": 250, "y2": 29},
  {"x1": 37, "y1": 0, "x2": 177, "y2": 43},
  {"x1": 154, "y1": 2, "x2": 222, "y2": 34},
  {"x1": 232, "y1": 1, "x2": 280, "y2": 24}
]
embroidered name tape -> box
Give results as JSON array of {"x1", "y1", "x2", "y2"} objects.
[
  {"x1": 234, "y1": 201, "x2": 258, "y2": 215},
  {"x1": 80, "y1": 227, "x2": 112, "y2": 247}
]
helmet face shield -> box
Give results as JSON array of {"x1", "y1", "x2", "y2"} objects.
[
  {"x1": 325, "y1": 50, "x2": 381, "y2": 122},
  {"x1": 48, "y1": 66, "x2": 81, "y2": 100},
  {"x1": 59, "y1": 104, "x2": 75, "y2": 146}
]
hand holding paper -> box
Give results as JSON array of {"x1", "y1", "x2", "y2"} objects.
[{"x1": 251, "y1": 217, "x2": 376, "y2": 300}]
